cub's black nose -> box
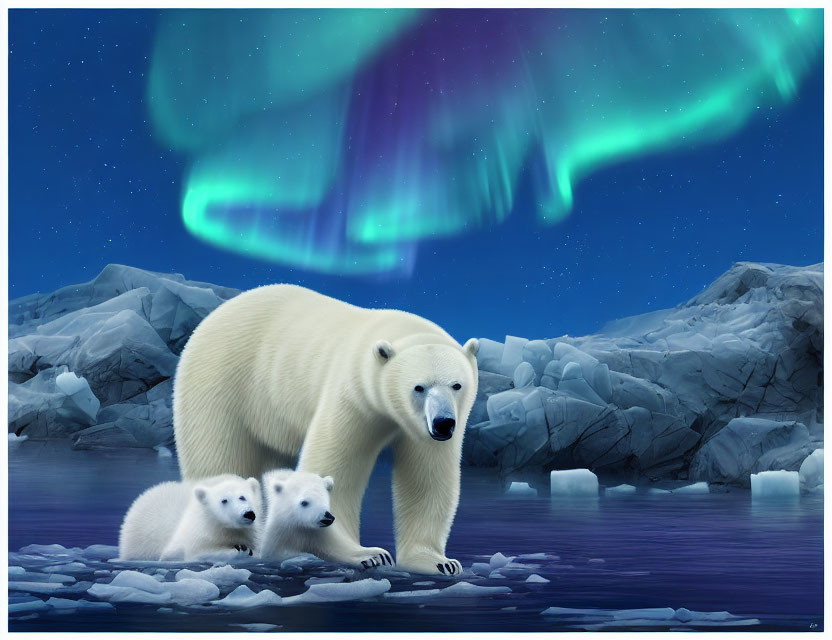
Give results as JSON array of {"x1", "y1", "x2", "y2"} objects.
[
  {"x1": 431, "y1": 417, "x2": 456, "y2": 440},
  {"x1": 319, "y1": 511, "x2": 335, "y2": 527},
  {"x1": 243, "y1": 511, "x2": 256, "y2": 521}
]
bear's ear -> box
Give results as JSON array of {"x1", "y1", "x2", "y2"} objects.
[
  {"x1": 247, "y1": 477, "x2": 260, "y2": 494},
  {"x1": 373, "y1": 340, "x2": 395, "y2": 363},
  {"x1": 194, "y1": 486, "x2": 208, "y2": 504},
  {"x1": 463, "y1": 338, "x2": 479, "y2": 358},
  {"x1": 322, "y1": 476, "x2": 334, "y2": 492}
]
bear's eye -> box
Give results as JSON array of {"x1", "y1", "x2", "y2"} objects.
[
  {"x1": 239, "y1": 496, "x2": 246, "y2": 501},
  {"x1": 414, "y1": 385, "x2": 425, "y2": 393},
  {"x1": 221, "y1": 499, "x2": 228, "y2": 505},
  {"x1": 452, "y1": 383, "x2": 462, "y2": 391},
  {"x1": 300, "y1": 500, "x2": 309, "y2": 508}
]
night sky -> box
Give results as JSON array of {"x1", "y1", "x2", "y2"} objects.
[{"x1": 8, "y1": 9, "x2": 823, "y2": 343}]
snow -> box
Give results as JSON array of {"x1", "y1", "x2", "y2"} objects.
[
  {"x1": 605, "y1": 484, "x2": 636, "y2": 495},
  {"x1": 550, "y1": 469, "x2": 599, "y2": 497},
  {"x1": 799, "y1": 449, "x2": 823, "y2": 492},
  {"x1": 505, "y1": 482, "x2": 537, "y2": 497},
  {"x1": 750, "y1": 470, "x2": 800, "y2": 498}
]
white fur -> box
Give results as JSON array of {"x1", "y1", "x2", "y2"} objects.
[
  {"x1": 118, "y1": 474, "x2": 262, "y2": 562},
  {"x1": 173, "y1": 284, "x2": 479, "y2": 574},
  {"x1": 258, "y1": 469, "x2": 337, "y2": 562}
]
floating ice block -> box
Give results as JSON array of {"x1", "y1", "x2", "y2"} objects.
[
  {"x1": 550, "y1": 469, "x2": 599, "y2": 497},
  {"x1": 750, "y1": 470, "x2": 799, "y2": 498}
]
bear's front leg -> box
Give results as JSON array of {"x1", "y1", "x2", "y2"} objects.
[
  {"x1": 392, "y1": 436, "x2": 463, "y2": 575},
  {"x1": 297, "y1": 403, "x2": 395, "y2": 569}
]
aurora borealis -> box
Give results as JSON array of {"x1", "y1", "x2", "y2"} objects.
[{"x1": 147, "y1": 9, "x2": 822, "y2": 274}]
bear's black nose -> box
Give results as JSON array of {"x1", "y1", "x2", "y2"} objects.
[
  {"x1": 319, "y1": 511, "x2": 335, "y2": 527},
  {"x1": 243, "y1": 510, "x2": 256, "y2": 521},
  {"x1": 431, "y1": 417, "x2": 456, "y2": 440}
]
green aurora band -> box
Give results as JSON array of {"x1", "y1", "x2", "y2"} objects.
[{"x1": 148, "y1": 8, "x2": 822, "y2": 274}]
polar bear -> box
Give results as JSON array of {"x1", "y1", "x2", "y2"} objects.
[
  {"x1": 118, "y1": 474, "x2": 261, "y2": 562},
  {"x1": 257, "y1": 468, "x2": 362, "y2": 564},
  {"x1": 173, "y1": 285, "x2": 479, "y2": 575}
]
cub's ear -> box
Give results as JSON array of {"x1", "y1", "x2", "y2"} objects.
[
  {"x1": 247, "y1": 477, "x2": 260, "y2": 494},
  {"x1": 322, "y1": 476, "x2": 334, "y2": 492},
  {"x1": 373, "y1": 340, "x2": 395, "y2": 363},
  {"x1": 463, "y1": 338, "x2": 479, "y2": 357},
  {"x1": 194, "y1": 486, "x2": 208, "y2": 504}
]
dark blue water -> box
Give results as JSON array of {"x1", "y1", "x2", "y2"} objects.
[{"x1": 8, "y1": 441, "x2": 823, "y2": 631}]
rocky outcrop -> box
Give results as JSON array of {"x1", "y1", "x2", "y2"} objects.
[
  {"x1": 7, "y1": 262, "x2": 823, "y2": 486},
  {"x1": 8, "y1": 265, "x2": 239, "y2": 448},
  {"x1": 463, "y1": 262, "x2": 823, "y2": 484}
]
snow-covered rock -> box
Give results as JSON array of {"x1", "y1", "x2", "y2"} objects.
[
  {"x1": 690, "y1": 418, "x2": 813, "y2": 486},
  {"x1": 750, "y1": 470, "x2": 800, "y2": 498},
  {"x1": 8, "y1": 264, "x2": 239, "y2": 448},
  {"x1": 799, "y1": 449, "x2": 823, "y2": 492},
  {"x1": 465, "y1": 262, "x2": 823, "y2": 486},
  {"x1": 550, "y1": 469, "x2": 599, "y2": 497}
]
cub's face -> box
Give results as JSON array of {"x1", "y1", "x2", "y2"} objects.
[
  {"x1": 374, "y1": 338, "x2": 479, "y2": 442},
  {"x1": 263, "y1": 469, "x2": 335, "y2": 530},
  {"x1": 194, "y1": 477, "x2": 261, "y2": 529}
]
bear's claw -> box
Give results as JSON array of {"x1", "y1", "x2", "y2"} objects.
[
  {"x1": 359, "y1": 550, "x2": 395, "y2": 570},
  {"x1": 436, "y1": 560, "x2": 462, "y2": 575}
]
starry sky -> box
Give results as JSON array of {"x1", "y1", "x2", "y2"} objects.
[{"x1": 8, "y1": 9, "x2": 823, "y2": 343}]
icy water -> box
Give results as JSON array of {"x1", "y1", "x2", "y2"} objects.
[{"x1": 8, "y1": 441, "x2": 824, "y2": 632}]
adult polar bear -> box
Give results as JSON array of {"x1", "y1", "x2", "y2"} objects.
[{"x1": 173, "y1": 284, "x2": 479, "y2": 575}]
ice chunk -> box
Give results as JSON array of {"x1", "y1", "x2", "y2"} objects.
[
  {"x1": 476, "y1": 338, "x2": 505, "y2": 374},
  {"x1": 672, "y1": 482, "x2": 709, "y2": 494},
  {"x1": 522, "y1": 340, "x2": 553, "y2": 379},
  {"x1": 84, "y1": 544, "x2": 118, "y2": 560},
  {"x1": 110, "y1": 571, "x2": 167, "y2": 593},
  {"x1": 383, "y1": 588, "x2": 442, "y2": 601},
  {"x1": 211, "y1": 584, "x2": 282, "y2": 608},
  {"x1": 751, "y1": 470, "x2": 800, "y2": 498},
  {"x1": 526, "y1": 574, "x2": 550, "y2": 583},
  {"x1": 155, "y1": 445, "x2": 173, "y2": 458},
  {"x1": 9, "y1": 582, "x2": 68, "y2": 594},
  {"x1": 55, "y1": 371, "x2": 101, "y2": 423},
  {"x1": 505, "y1": 482, "x2": 537, "y2": 497},
  {"x1": 9, "y1": 599, "x2": 50, "y2": 614},
  {"x1": 88, "y1": 583, "x2": 171, "y2": 604},
  {"x1": 440, "y1": 581, "x2": 511, "y2": 597},
  {"x1": 799, "y1": 449, "x2": 823, "y2": 492},
  {"x1": 647, "y1": 488, "x2": 671, "y2": 494},
  {"x1": 489, "y1": 552, "x2": 515, "y2": 569},
  {"x1": 500, "y1": 336, "x2": 529, "y2": 377},
  {"x1": 550, "y1": 469, "x2": 599, "y2": 497},
  {"x1": 164, "y1": 578, "x2": 220, "y2": 605},
  {"x1": 44, "y1": 597, "x2": 114, "y2": 612},
  {"x1": 42, "y1": 562, "x2": 88, "y2": 573},
  {"x1": 513, "y1": 362, "x2": 536, "y2": 389},
  {"x1": 304, "y1": 576, "x2": 346, "y2": 586},
  {"x1": 605, "y1": 484, "x2": 636, "y2": 495},
  {"x1": 470, "y1": 562, "x2": 492, "y2": 576},
  {"x1": 282, "y1": 578, "x2": 391, "y2": 605},
  {"x1": 8, "y1": 433, "x2": 28, "y2": 447},
  {"x1": 175, "y1": 565, "x2": 251, "y2": 588},
  {"x1": 9, "y1": 566, "x2": 26, "y2": 577}
]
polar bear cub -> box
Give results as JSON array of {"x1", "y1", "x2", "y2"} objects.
[
  {"x1": 259, "y1": 469, "x2": 378, "y2": 564},
  {"x1": 119, "y1": 474, "x2": 261, "y2": 562}
]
